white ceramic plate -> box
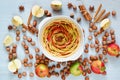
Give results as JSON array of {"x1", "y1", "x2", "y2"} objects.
[{"x1": 38, "y1": 16, "x2": 84, "y2": 62}]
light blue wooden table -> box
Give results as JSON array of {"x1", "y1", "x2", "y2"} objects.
[{"x1": 0, "y1": 0, "x2": 120, "y2": 80}]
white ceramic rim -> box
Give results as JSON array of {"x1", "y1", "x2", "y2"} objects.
[{"x1": 38, "y1": 16, "x2": 84, "y2": 62}]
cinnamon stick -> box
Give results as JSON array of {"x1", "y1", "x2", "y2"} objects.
[
  {"x1": 94, "y1": 9, "x2": 106, "y2": 23},
  {"x1": 93, "y1": 4, "x2": 102, "y2": 19},
  {"x1": 97, "y1": 12, "x2": 110, "y2": 22},
  {"x1": 27, "y1": 11, "x2": 32, "y2": 25}
]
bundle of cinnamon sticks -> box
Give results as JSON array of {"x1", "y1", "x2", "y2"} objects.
[
  {"x1": 93, "y1": 4, "x2": 110, "y2": 23},
  {"x1": 78, "y1": 5, "x2": 92, "y2": 21}
]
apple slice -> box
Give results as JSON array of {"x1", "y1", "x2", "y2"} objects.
[
  {"x1": 12, "y1": 16, "x2": 23, "y2": 26},
  {"x1": 91, "y1": 60, "x2": 106, "y2": 74},
  {"x1": 32, "y1": 5, "x2": 44, "y2": 18},
  {"x1": 3, "y1": 35, "x2": 13, "y2": 47},
  {"x1": 8, "y1": 59, "x2": 21, "y2": 72},
  {"x1": 70, "y1": 62, "x2": 83, "y2": 76},
  {"x1": 51, "y1": 0, "x2": 62, "y2": 10},
  {"x1": 100, "y1": 18, "x2": 111, "y2": 30},
  {"x1": 107, "y1": 43, "x2": 120, "y2": 56}
]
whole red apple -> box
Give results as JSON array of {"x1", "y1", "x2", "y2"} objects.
[
  {"x1": 91, "y1": 60, "x2": 106, "y2": 74},
  {"x1": 107, "y1": 43, "x2": 120, "y2": 56},
  {"x1": 35, "y1": 64, "x2": 49, "y2": 77}
]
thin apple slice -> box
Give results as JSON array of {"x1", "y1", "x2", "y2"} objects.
[
  {"x1": 3, "y1": 35, "x2": 13, "y2": 46},
  {"x1": 32, "y1": 5, "x2": 44, "y2": 18},
  {"x1": 8, "y1": 59, "x2": 21, "y2": 73},
  {"x1": 12, "y1": 16, "x2": 23, "y2": 26}
]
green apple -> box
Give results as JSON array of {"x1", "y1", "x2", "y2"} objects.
[{"x1": 70, "y1": 62, "x2": 83, "y2": 76}]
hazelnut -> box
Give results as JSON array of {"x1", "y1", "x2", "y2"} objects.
[
  {"x1": 102, "y1": 50, "x2": 107, "y2": 55},
  {"x1": 31, "y1": 41, "x2": 36, "y2": 46},
  {"x1": 95, "y1": 38, "x2": 99, "y2": 44},
  {"x1": 60, "y1": 70, "x2": 64, "y2": 75},
  {"x1": 24, "y1": 63, "x2": 28, "y2": 67},
  {"x1": 16, "y1": 30, "x2": 20, "y2": 36},
  {"x1": 102, "y1": 36, "x2": 107, "y2": 41},
  {"x1": 77, "y1": 17, "x2": 81, "y2": 22},
  {"x1": 28, "y1": 62, "x2": 33, "y2": 67},
  {"x1": 90, "y1": 43, "x2": 95, "y2": 48},
  {"x1": 112, "y1": 10, "x2": 116, "y2": 16},
  {"x1": 85, "y1": 76, "x2": 89, "y2": 80},
  {"x1": 8, "y1": 25, "x2": 13, "y2": 30},
  {"x1": 99, "y1": 54, "x2": 103, "y2": 60},
  {"x1": 44, "y1": 10, "x2": 48, "y2": 15},
  {"x1": 23, "y1": 58, "x2": 28, "y2": 63},
  {"x1": 110, "y1": 29, "x2": 115, "y2": 35},
  {"x1": 103, "y1": 58, "x2": 108, "y2": 63},
  {"x1": 85, "y1": 43, "x2": 89, "y2": 49},
  {"x1": 89, "y1": 22, "x2": 94, "y2": 27},
  {"x1": 25, "y1": 50, "x2": 29, "y2": 54},
  {"x1": 105, "y1": 31, "x2": 109, "y2": 37},
  {"x1": 70, "y1": 13, "x2": 74, "y2": 18},
  {"x1": 16, "y1": 36, "x2": 20, "y2": 41},
  {"x1": 35, "y1": 48, "x2": 40, "y2": 53},
  {"x1": 62, "y1": 62, "x2": 66, "y2": 66},
  {"x1": 89, "y1": 28, "x2": 93, "y2": 32},
  {"x1": 8, "y1": 54, "x2": 13, "y2": 61},
  {"x1": 94, "y1": 32, "x2": 98, "y2": 37},
  {"x1": 87, "y1": 68, "x2": 91, "y2": 74},
  {"x1": 61, "y1": 75, "x2": 66, "y2": 80},
  {"x1": 21, "y1": 41, "x2": 26, "y2": 46},
  {"x1": 111, "y1": 35, "x2": 115, "y2": 39},
  {"x1": 89, "y1": 5, "x2": 94, "y2": 11},
  {"x1": 95, "y1": 47, "x2": 99, "y2": 53},
  {"x1": 56, "y1": 64, "x2": 61, "y2": 68},
  {"x1": 24, "y1": 45, "x2": 29, "y2": 50},
  {"x1": 46, "y1": 12, "x2": 52, "y2": 17},
  {"x1": 29, "y1": 54, "x2": 33, "y2": 59},
  {"x1": 88, "y1": 35, "x2": 93, "y2": 40},
  {"x1": 23, "y1": 35, "x2": 27, "y2": 40},
  {"x1": 55, "y1": 72, "x2": 59, "y2": 77},
  {"x1": 22, "y1": 72, "x2": 27, "y2": 76},
  {"x1": 82, "y1": 71, "x2": 87, "y2": 76},
  {"x1": 6, "y1": 47, "x2": 10, "y2": 52},
  {"x1": 27, "y1": 37, "x2": 32, "y2": 42},
  {"x1": 92, "y1": 25, "x2": 97, "y2": 30},
  {"x1": 19, "y1": 5, "x2": 24, "y2": 12},
  {"x1": 84, "y1": 49, "x2": 88, "y2": 53},
  {"x1": 67, "y1": 2, "x2": 73, "y2": 8},
  {"x1": 33, "y1": 20, "x2": 37, "y2": 27},
  {"x1": 18, "y1": 73, "x2": 22, "y2": 78},
  {"x1": 29, "y1": 72, "x2": 34, "y2": 77},
  {"x1": 47, "y1": 72, "x2": 51, "y2": 78}
]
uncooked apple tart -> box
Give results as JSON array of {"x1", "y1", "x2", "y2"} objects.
[{"x1": 41, "y1": 18, "x2": 81, "y2": 58}]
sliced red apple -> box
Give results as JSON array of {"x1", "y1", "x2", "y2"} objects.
[
  {"x1": 107, "y1": 43, "x2": 120, "y2": 56},
  {"x1": 91, "y1": 60, "x2": 106, "y2": 74}
]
